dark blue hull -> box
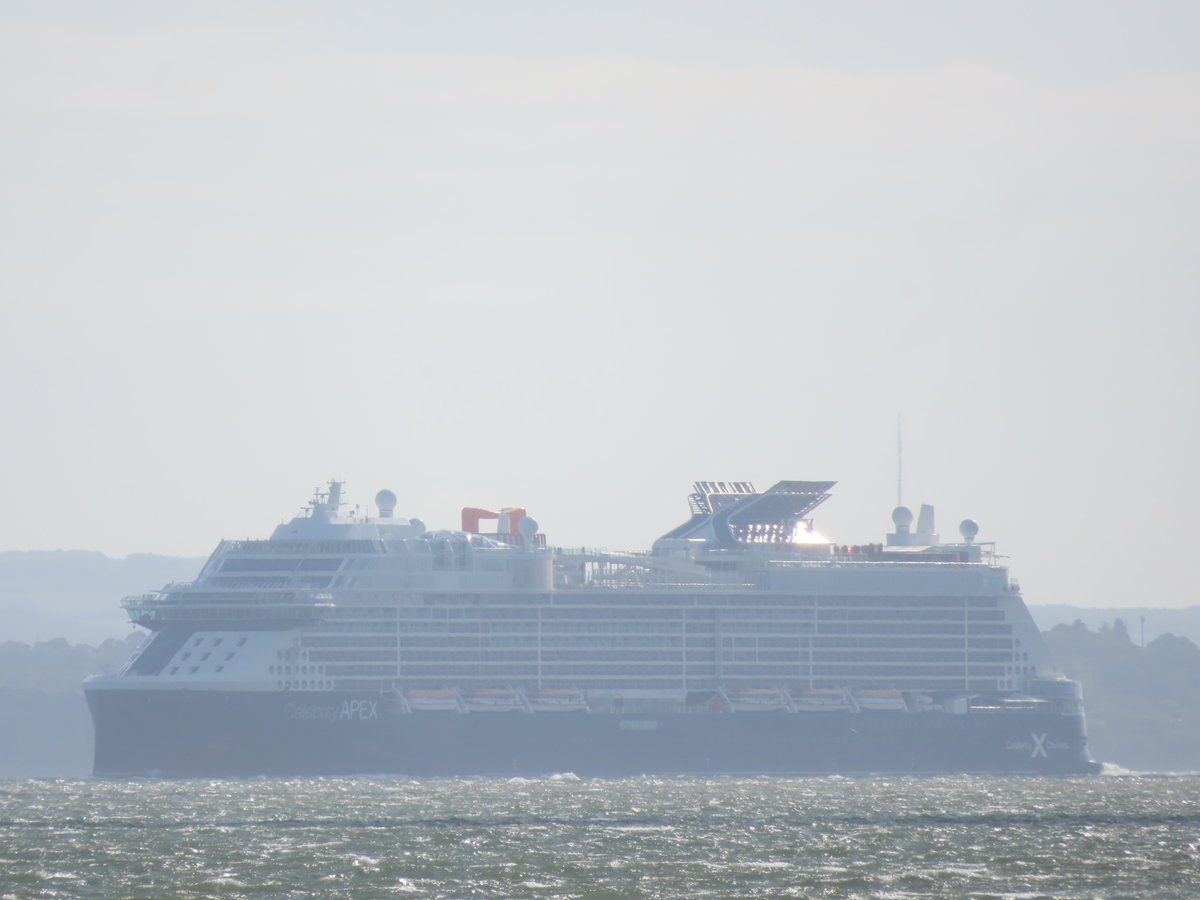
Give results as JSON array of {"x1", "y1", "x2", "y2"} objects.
[{"x1": 87, "y1": 689, "x2": 1099, "y2": 777}]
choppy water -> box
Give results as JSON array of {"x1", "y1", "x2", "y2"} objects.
[{"x1": 1, "y1": 773, "x2": 1198, "y2": 898}]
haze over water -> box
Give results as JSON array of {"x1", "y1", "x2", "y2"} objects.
[
  {"x1": 2, "y1": 774, "x2": 1197, "y2": 897},
  {"x1": 2, "y1": 2, "x2": 1198, "y2": 615}
]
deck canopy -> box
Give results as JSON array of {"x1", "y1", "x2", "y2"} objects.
[{"x1": 658, "y1": 480, "x2": 836, "y2": 547}]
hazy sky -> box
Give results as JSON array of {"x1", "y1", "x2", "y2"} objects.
[{"x1": 1, "y1": 2, "x2": 1197, "y2": 610}]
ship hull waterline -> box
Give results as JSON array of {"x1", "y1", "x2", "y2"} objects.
[{"x1": 87, "y1": 689, "x2": 1099, "y2": 778}]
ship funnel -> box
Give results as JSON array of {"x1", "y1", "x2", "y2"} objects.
[
  {"x1": 915, "y1": 504, "x2": 938, "y2": 545},
  {"x1": 375, "y1": 489, "x2": 398, "y2": 518}
]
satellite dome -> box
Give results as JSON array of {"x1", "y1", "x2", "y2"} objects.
[
  {"x1": 375, "y1": 489, "x2": 398, "y2": 517},
  {"x1": 518, "y1": 517, "x2": 539, "y2": 539},
  {"x1": 959, "y1": 518, "x2": 980, "y2": 543},
  {"x1": 891, "y1": 506, "x2": 914, "y2": 529},
  {"x1": 409, "y1": 517, "x2": 426, "y2": 533}
]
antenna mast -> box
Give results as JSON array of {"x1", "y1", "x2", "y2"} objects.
[{"x1": 897, "y1": 415, "x2": 903, "y2": 508}]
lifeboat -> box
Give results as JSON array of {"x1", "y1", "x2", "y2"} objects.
[
  {"x1": 527, "y1": 688, "x2": 589, "y2": 713},
  {"x1": 462, "y1": 688, "x2": 530, "y2": 713},
  {"x1": 793, "y1": 688, "x2": 853, "y2": 712},
  {"x1": 856, "y1": 689, "x2": 909, "y2": 712},
  {"x1": 723, "y1": 688, "x2": 795, "y2": 712},
  {"x1": 404, "y1": 689, "x2": 464, "y2": 712}
]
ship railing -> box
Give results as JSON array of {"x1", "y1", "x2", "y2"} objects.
[
  {"x1": 773, "y1": 557, "x2": 1002, "y2": 570},
  {"x1": 551, "y1": 547, "x2": 651, "y2": 566},
  {"x1": 121, "y1": 590, "x2": 335, "y2": 626},
  {"x1": 122, "y1": 592, "x2": 164, "y2": 606},
  {"x1": 574, "y1": 570, "x2": 759, "y2": 589},
  {"x1": 585, "y1": 579, "x2": 759, "y2": 590},
  {"x1": 119, "y1": 585, "x2": 193, "y2": 602},
  {"x1": 484, "y1": 532, "x2": 548, "y2": 549},
  {"x1": 116, "y1": 631, "x2": 156, "y2": 675},
  {"x1": 557, "y1": 546, "x2": 1007, "y2": 573},
  {"x1": 123, "y1": 592, "x2": 333, "y2": 609},
  {"x1": 219, "y1": 539, "x2": 386, "y2": 555},
  {"x1": 123, "y1": 601, "x2": 334, "y2": 626}
]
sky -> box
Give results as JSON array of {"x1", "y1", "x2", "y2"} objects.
[{"x1": 0, "y1": 1, "x2": 1197, "y2": 611}]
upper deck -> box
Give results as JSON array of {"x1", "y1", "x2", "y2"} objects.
[
  {"x1": 106, "y1": 479, "x2": 1061, "y2": 698},
  {"x1": 122, "y1": 478, "x2": 1010, "y2": 625}
]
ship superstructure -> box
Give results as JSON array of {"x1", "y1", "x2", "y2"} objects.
[{"x1": 85, "y1": 480, "x2": 1097, "y2": 776}]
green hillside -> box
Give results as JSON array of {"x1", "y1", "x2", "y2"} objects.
[{"x1": 1044, "y1": 620, "x2": 1200, "y2": 772}]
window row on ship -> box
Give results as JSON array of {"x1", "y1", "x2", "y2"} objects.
[
  {"x1": 389, "y1": 646, "x2": 1015, "y2": 664},
  {"x1": 217, "y1": 540, "x2": 382, "y2": 554},
  {"x1": 379, "y1": 622, "x2": 1014, "y2": 636},
  {"x1": 322, "y1": 677, "x2": 1010, "y2": 693},
  {"x1": 384, "y1": 624, "x2": 1003, "y2": 638},
  {"x1": 299, "y1": 634, "x2": 1013, "y2": 651},
  {"x1": 306, "y1": 591, "x2": 1012, "y2": 609},
  {"x1": 378, "y1": 668, "x2": 1011, "y2": 683},
  {"x1": 174, "y1": 591, "x2": 1014, "y2": 611},
  {"x1": 302, "y1": 636, "x2": 399, "y2": 647},
  {"x1": 386, "y1": 606, "x2": 1010, "y2": 622},
  {"x1": 382, "y1": 661, "x2": 1010, "y2": 674},
  {"x1": 411, "y1": 593, "x2": 1005, "y2": 608},
  {"x1": 218, "y1": 558, "x2": 345, "y2": 572},
  {"x1": 300, "y1": 625, "x2": 1014, "y2": 643},
  {"x1": 379, "y1": 647, "x2": 1013, "y2": 663}
]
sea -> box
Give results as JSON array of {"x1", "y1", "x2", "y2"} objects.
[{"x1": 1, "y1": 773, "x2": 1198, "y2": 898}]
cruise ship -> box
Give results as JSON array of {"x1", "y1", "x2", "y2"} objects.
[{"x1": 85, "y1": 480, "x2": 1100, "y2": 776}]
